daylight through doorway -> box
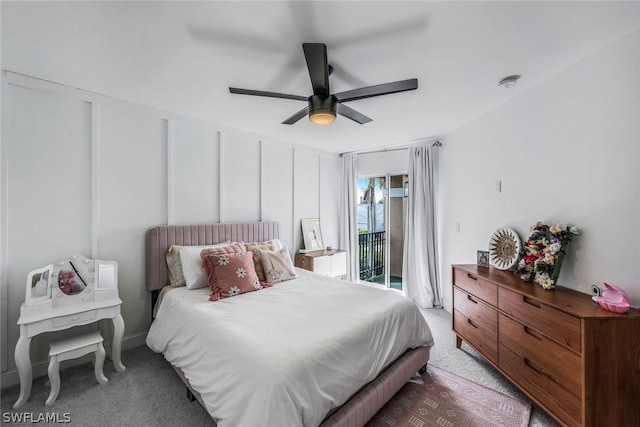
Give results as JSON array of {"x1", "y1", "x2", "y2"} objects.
[{"x1": 357, "y1": 174, "x2": 407, "y2": 290}]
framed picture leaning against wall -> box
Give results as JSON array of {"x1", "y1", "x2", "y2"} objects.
[{"x1": 301, "y1": 218, "x2": 324, "y2": 251}]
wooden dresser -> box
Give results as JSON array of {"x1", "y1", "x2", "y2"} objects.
[{"x1": 452, "y1": 264, "x2": 640, "y2": 427}]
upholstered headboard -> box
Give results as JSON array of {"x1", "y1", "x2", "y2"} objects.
[{"x1": 145, "y1": 222, "x2": 280, "y2": 292}]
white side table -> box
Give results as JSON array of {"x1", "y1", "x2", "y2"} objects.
[
  {"x1": 294, "y1": 249, "x2": 347, "y2": 279},
  {"x1": 46, "y1": 330, "x2": 108, "y2": 406}
]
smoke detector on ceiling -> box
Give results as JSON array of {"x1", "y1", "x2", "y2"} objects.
[{"x1": 498, "y1": 75, "x2": 521, "y2": 88}]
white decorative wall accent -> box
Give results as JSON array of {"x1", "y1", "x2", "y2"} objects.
[
  {"x1": 169, "y1": 121, "x2": 220, "y2": 224},
  {"x1": 261, "y1": 140, "x2": 295, "y2": 250},
  {"x1": 219, "y1": 132, "x2": 261, "y2": 223},
  {"x1": 0, "y1": 72, "x2": 340, "y2": 386},
  {"x1": 293, "y1": 149, "x2": 321, "y2": 250},
  {"x1": 96, "y1": 105, "x2": 168, "y2": 330}
]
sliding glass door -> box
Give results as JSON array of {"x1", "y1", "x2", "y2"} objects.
[
  {"x1": 357, "y1": 174, "x2": 407, "y2": 290},
  {"x1": 358, "y1": 176, "x2": 386, "y2": 286}
]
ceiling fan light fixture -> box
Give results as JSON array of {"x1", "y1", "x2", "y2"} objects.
[
  {"x1": 309, "y1": 109, "x2": 336, "y2": 125},
  {"x1": 308, "y1": 95, "x2": 337, "y2": 125}
]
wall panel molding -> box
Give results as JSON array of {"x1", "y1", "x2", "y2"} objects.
[
  {"x1": 216, "y1": 131, "x2": 222, "y2": 222},
  {"x1": 1, "y1": 71, "x2": 8, "y2": 373},
  {"x1": 0, "y1": 71, "x2": 341, "y2": 383},
  {"x1": 167, "y1": 120, "x2": 175, "y2": 225},
  {"x1": 170, "y1": 121, "x2": 220, "y2": 224},
  {"x1": 219, "y1": 131, "x2": 261, "y2": 223},
  {"x1": 91, "y1": 103, "x2": 99, "y2": 258},
  {"x1": 219, "y1": 132, "x2": 226, "y2": 223}
]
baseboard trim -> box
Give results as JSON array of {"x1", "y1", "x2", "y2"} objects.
[{"x1": 0, "y1": 332, "x2": 147, "y2": 390}]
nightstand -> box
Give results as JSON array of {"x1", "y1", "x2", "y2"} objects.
[{"x1": 295, "y1": 249, "x2": 347, "y2": 279}]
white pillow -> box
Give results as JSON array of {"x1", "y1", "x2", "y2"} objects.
[
  {"x1": 178, "y1": 242, "x2": 232, "y2": 289},
  {"x1": 271, "y1": 239, "x2": 283, "y2": 250}
]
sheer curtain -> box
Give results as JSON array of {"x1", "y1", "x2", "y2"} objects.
[
  {"x1": 339, "y1": 152, "x2": 358, "y2": 281},
  {"x1": 402, "y1": 144, "x2": 442, "y2": 308}
]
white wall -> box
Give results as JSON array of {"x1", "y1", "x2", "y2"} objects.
[
  {"x1": 438, "y1": 29, "x2": 640, "y2": 312},
  {"x1": 0, "y1": 72, "x2": 340, "y2": 387}
]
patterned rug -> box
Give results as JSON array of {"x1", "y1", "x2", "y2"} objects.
[{"x1": 366, "y1": 365, "x2": 531, "y2": 427}]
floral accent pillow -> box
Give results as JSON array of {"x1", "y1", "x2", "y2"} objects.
[
  {"x1": 181, "y1": 242, "x2": 245, "y2": 290},
  {"x1": 203, "y1": 251, "x2": 262, "y2": 301},
  {"x1": 259, "y1": 247, "x2": 297, "y2": 285},
  {"x1": 200, "y1": 241, "x2": 246, "y2": 259},
  {"x1": 244, "y1": 241, "x2": 277, "y2": 283},
  {"x1": 514, "y1": 222, "x2": 579, "y2": 290}
]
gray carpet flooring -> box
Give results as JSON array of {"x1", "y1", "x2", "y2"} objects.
[{"x1": 1, "y1": 308, "x2": 559, "y2": 426}]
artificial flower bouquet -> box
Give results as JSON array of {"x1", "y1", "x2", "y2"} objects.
[{"x1": 514, "y1": 221, "x2": 579, "y2": 290}]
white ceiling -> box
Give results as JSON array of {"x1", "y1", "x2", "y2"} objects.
[{"x1": 3, "y1": 1, "x2": 640, "y2": 153}]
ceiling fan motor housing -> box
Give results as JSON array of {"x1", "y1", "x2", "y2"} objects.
[
  {"x1": 308, "y1": 95, "x2": 337, "y2": 124},
  {"x1": 309, "y1": 95, "x2": 337, "y2": 114}
]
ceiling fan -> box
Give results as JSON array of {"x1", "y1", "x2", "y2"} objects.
[{"x1": 229, "y1": 43, "x2": 418, "y2": 125}]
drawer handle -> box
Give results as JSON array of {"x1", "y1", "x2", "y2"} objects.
[
  {"x1": 524, "y1": 358, "x2": 550, "y2": 378},
  {"x1": 467, "y1": 295, "x2": 478, "y2": 304},
  {"x1": 467, "y1": 274, "x2": 478, "y2": 281},
  {"x1": 523, "y1": 296, "x2": 541, "y2": 309},
  {"x1": 467, "y1": 318, "x2": 478, "y2": 329},
  {"x1": 524, "y1": 326, "x2": 542, "y2": 341}
]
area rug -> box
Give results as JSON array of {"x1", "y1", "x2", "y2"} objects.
[{"x1": 366, "y1": 365, "x2": 531, "y2": 427}]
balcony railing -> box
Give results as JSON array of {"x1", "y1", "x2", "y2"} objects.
[{"x1": 359, "y1": 231, "x2": 385, "y2": 281}]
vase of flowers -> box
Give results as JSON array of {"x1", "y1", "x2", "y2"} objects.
[{"x1": 515, "y1": 222, "x2": 579, "y2": 290}]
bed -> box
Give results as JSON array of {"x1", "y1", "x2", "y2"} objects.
[{"x1": 145, "y1": 222, "x2": 433, "y2": 427}]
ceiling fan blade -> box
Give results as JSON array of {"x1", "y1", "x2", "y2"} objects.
[
  {"x1": 282, "y1": 106, "x2": 309, "y2": 125},
  {"x1": 334, "y1": 78, "x2": 418, "y2": 103},
  {"x1": 337, "y1": 103, "x2": 372, "y2": 125},
  {"x1": 229, "y1": 87, "x2": 307, "y2": 102},
  {"x1": 302, "y1": 43, "x2": 330, "y2": 96}
]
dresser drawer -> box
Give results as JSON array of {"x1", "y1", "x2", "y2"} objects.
[
  {"x1": 498, "y1": 287, "x2": 581, "y2": 352},
  {"x1": 453, "y1": 268, "x2": 497, "y2": 306},
  {"x1": 499, "y1": 313, "x2": 581, "y2": 396},
  {"x1": 453, "y1": 308, "x2": 498, "y2": 364},
  {"x1": 454, "y1": 287, "x2": 497, "y2": 332},
  {"x1": 51, "y1": 310, "x2": 97, "y2": 328},
  {"x1": 499, "y1": 343, "x2": 581, "y2": 427}
]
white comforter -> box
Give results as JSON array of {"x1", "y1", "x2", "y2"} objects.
[{"x1": 146, "y1": 269, "x2": 434, "y2": 427}]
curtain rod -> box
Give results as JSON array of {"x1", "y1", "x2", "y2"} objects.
[
  {"x1": 356, "y1": 147, "x2": 408, "y2": 156},
  {"x1": 342, "y1": 140, "x2": 442, "y2": 157}
]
